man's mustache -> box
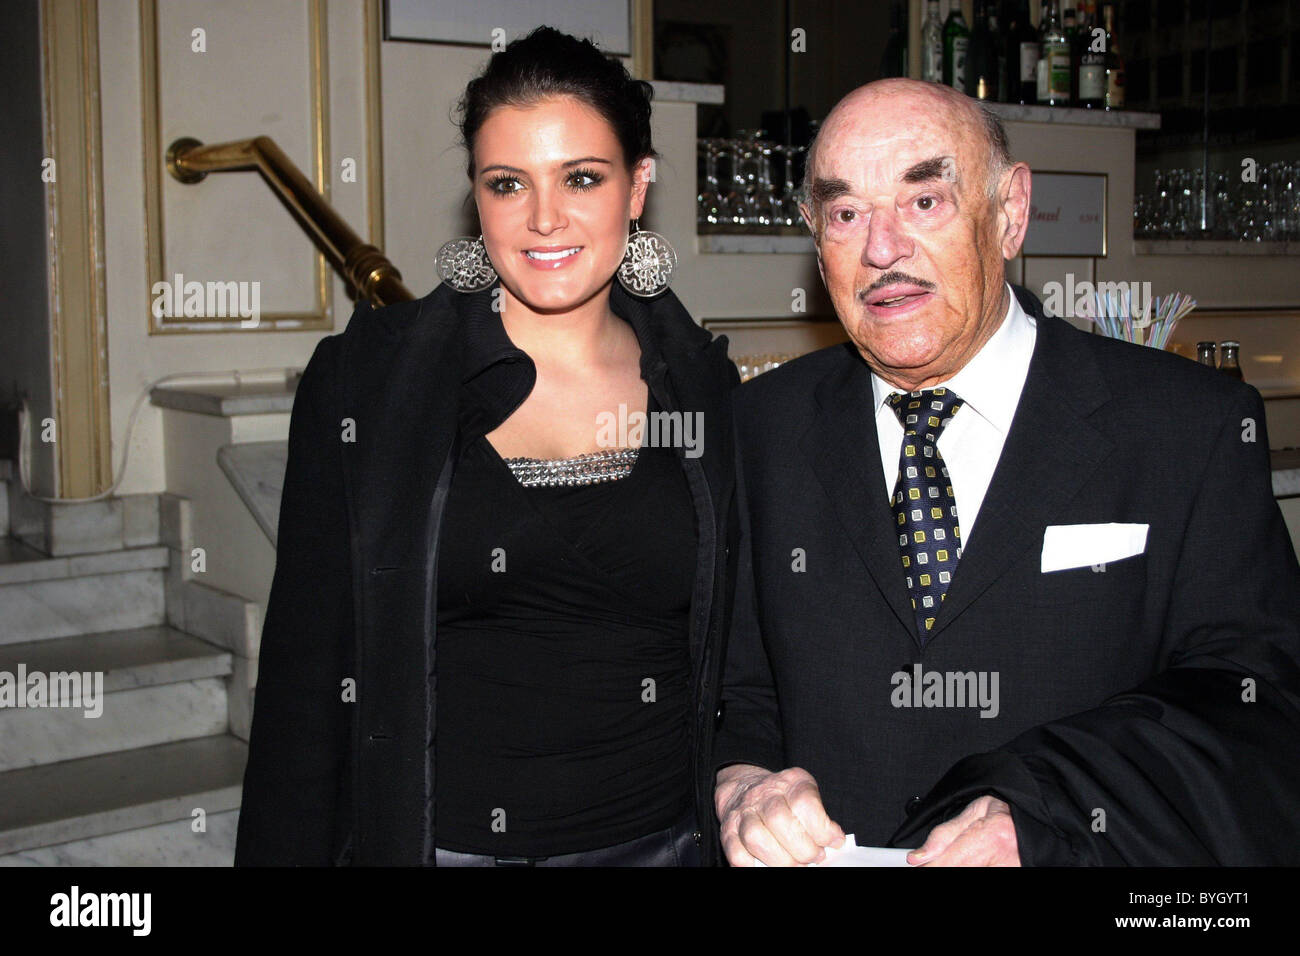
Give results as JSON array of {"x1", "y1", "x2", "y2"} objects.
[{"x1": 857, "y1": 271, "x2": 937, "y2": 300}]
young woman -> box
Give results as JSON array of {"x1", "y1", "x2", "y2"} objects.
[{"x1": 235, "y1": 27, "x2": 740, "y2": 866}]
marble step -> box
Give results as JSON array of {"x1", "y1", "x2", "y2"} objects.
[
  {"x1": 0, "y1": 807, "x2": 240, "y2": 866},
  {"x1": 0, "y1": 542, "x2": 168, "y2": 645},
  {"x1": 0, "y1": 734, "x2": 247, "y2": 856},
  {"x1": 0, "y1": 539, "x2": 169, "y2": 586},
  {"x1": 0, "y1": 626, "x2": 233, "y2": 771},
  {"x1": 6, "y1": 475, "x2": 161, "y2": 556}
]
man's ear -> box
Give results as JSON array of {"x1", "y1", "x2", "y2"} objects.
[
  {"x1": 798, "y1": 202, "x2": 827, "y2": 285},
  {"x1": 997, "y1": 163, "x2": 1032, "y2": 260},
  {"x1": 629, "y1": 157, "x2": 653, "y2": 220},
  {"x1": 798, "y1": 200, "x2": 816, "y2": 238}
]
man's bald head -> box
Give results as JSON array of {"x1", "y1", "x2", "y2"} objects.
[
  {"x1": 800, "y1": 80, "x2": 1013, "y2": 233},
  {"x1": 792, "y1": 77, "x2": 1033, "y2": 393}
]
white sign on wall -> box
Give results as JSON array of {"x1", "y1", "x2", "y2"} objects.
[
  {"x1": 385, "y1": 0, "x2": 632, "y2": 54},
  {"x1": 1022, "y1": 171, "x2": 1109, "y2": 257}
]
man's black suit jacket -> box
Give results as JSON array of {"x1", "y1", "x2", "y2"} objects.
[{"x1": 715, "y1": 284, "x2": 1300, "y2": 864}]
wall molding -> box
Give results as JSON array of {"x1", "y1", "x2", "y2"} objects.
[
  {"x1": 42, "y1": 0, "x2": 112, "y2": 496},
  {"x1": 139, "y1": 0, "x2": 386, "y2": 333},
  {"x1": 364, "y1": 0, "x2": 385, "y2": 250}
]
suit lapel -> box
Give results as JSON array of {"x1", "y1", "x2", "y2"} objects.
[
  {"x1": 927, "y1": 310, "x2": 1113, "y2": 640},
  {"x1": 799, "y1": 307, "x2": 1115, "y2": 650},
  {"x1": 801, "y1": 346, "x2": 921, "y2": 645},
  {"x1": 615, "y1": 287, "x2": 736, "y2": 675},
  {"x1": 343, "y1": 301, "x2": 461, "y2": 571}
]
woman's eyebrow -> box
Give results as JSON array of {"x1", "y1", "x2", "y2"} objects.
[{"x1": 479, "y1": 157, "x2": 614, "y2": 176}]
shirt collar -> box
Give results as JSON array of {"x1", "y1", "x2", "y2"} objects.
[
  {"x1": 456, "y1": 280, "x2": 521, "y2": 383},
  {"x1": 870, "y1": 282, "x2": 1036, "y2": 436},
  {"x1": 451, "y1": 280, "x2": 690, "y2": 439},
  {"x1": 455, "y1": 279, "x2": 679, "y2": 383}
]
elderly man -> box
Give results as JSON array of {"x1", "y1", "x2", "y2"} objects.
[{"x1": 713, "y1": 78, "x2": 1300, "y2": 866}]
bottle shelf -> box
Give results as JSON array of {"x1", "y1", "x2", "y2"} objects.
[
  {"x1": 1135, "y1": 239, "x2": 1299, "y2": 256},
  {"x1": 982, "y1": 102, "x2": 1161, "y2": 129}
]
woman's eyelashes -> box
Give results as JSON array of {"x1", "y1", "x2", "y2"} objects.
[
  {"x1": 484, "y1": 174, "x2": 520, "y2": 195},
  {"x1": 566, "y1": 167, "x2": 604, "y2": 190},
  {"x1": 483, "y1": 167, "x2": 606, "y2": 196}
]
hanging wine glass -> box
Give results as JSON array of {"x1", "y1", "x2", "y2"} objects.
[{"x1": 697, "y1": 139, "x2": 725, "y2": 227}]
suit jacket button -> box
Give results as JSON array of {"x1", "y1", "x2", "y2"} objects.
[{"x1": 905, "y1": 796, "x2": 922, "y2": 816}]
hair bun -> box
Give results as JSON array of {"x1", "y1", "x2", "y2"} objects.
[{"x1": 456, "y1": 27, "x2": 657, "y2": 179}]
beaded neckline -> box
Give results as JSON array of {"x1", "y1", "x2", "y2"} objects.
[{"x1": 502, "y1": 446, "x2": 641, "y2": 488}]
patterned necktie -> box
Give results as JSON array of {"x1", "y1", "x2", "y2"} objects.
[{"x1": 885, "y1": 388, "x2": 965, "y2": 642}]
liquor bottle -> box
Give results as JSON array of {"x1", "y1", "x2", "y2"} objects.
[
  {"x1": 988, "y1": 2, "x2": 1008, "y2": 101},
  {"x1": 1102, "y1": 2, "x2": 1125, "y2": 110},
  {"x1": 966, "y1": 0, "x2": 999, "y2": 99},
  {"x1": 943, "y1": 1, "x2": 971, "y2": 92},
  {"x1": 1196, "y1": 341, "x2": 1218, "y2": 368},
  {"x1": 1062, "y1": 7, "x2": 1078, "y2": 105},
  {"x1": 1076, "y1": 0, "x2": 1105, "y2": 107},
  {"x1": 1010, "y1": 0, "x2": 1039, "y2": 104},
  {"x1": 1218, "y1": 341, "x2": 1245, "y2": 380},
  {"x1": 923, "y1": 0, "x2": 944, "y2": 84},
  {"x1": 880, "y1": 0, "x2": 909, "y2": 78},
  {"x1": 1035, "y1": 2, "x2": 1050, "y2": 103},
  {"x1": 1037, "y1": 1, "x2": 1071, "y2": 106}
]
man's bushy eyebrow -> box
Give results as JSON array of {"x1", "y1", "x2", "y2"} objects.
[
  {"x1": 901, "y1": 156, "x2": 954, "y2": 184},
  {"x1": 811, "y1": 158, "x2": 956, "y2": 204},
  {"x1": 810, "y1": 177, "x2": 852, "y2": 204}
]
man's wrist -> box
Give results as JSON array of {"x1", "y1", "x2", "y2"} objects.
[
  {"x1": 715, "y1": 762, "x2": 768, "y2": 788},
  {"x1": 714, "y1": 762, "x2": 770, "y2": 816}
]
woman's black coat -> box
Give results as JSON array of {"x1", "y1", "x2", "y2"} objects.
[{"x1": 233, "y1": 280, "x2": 740, "y2": 865}]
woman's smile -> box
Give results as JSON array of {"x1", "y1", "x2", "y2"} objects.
[{"x1": 521, "y1": 244, "x2": 584, "y2": 269}]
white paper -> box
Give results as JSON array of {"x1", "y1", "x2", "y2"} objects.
[
  {"x1": 814, "y1": 834, "x2": 915, "y2": 867},
  {"x1": 1040, "y1": 522, "x2": 1148, "y2": 573},
  {"x1": 752, "y1": 834, "x2": 916, "y2": 867}
]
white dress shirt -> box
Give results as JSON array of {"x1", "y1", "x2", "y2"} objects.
[{"x1": 869, "y1": 283, "x2": 1037, "y2": 547}]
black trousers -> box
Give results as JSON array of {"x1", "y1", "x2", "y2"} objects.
[{"x1": 433, "y1": 809, "x2": 701, "y2": 867}]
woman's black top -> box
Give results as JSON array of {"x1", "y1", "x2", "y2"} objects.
[{"x1": 434, "y1": 391, "x2": 697, "y2": 856}]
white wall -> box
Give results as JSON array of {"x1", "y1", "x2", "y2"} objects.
[{"x1": 99, "y1": 0, "x2": 376, "y2": 498}]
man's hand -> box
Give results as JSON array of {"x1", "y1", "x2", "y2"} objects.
[
  {"x1": 907, "y1": 795, "x2": 1021, "y2": 866},
  {"x1": 715, "y1": 764, "x2": 845, "y2": 866}
]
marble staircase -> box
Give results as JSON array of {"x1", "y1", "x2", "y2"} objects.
[{"x1": 0, "y1": 459, "x2": 252, "y2": 865}]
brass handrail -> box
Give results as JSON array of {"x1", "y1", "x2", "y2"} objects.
[{"x1": 166, "y1": 136, "x2": 413, "y2": 306}]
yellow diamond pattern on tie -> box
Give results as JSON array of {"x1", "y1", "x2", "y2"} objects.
[{"x1": 885, "y1": 388, "x2": 965, "y2": 643}]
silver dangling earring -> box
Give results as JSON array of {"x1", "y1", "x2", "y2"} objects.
[
  {"x1": 616, "y1": 219, "x2": 677, "y2": 298},
  {"x1": 435, "y1": 234, "x2": 497, "y2": 292}
]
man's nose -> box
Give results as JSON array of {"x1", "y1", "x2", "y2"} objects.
[
  {"x1": 861, "y1": 207, "x2": 912, "y2": 270},
  {"x1": 528, "y1": 186, "x2": 566, "y2": 234}
]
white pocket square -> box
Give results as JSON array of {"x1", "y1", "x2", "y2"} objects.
[{"x1": 1041, "y1": 523, "x2": 1148, "y2": 573}]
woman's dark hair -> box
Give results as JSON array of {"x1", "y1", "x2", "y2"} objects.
[{"x1": 456, "y1": 26, "x2": 657, "y2": 179}]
